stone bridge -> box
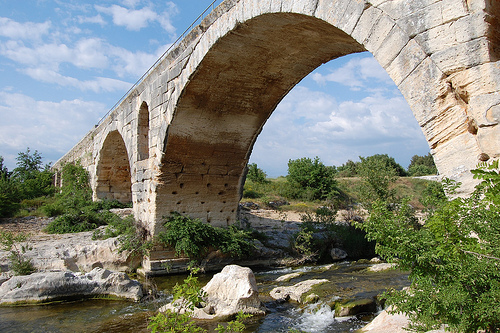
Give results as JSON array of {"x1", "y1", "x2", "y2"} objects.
[{"x1": 54, "y1": 0, "x2": 500, "y2": 272}]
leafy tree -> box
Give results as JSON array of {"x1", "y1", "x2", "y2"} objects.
[
  {"x1": 0, "y1": 150, "x2": 54, "y2": 217},
  {"x1": 10, "y1": 148, "x2": 54, "y2": 200},
  {"x1": 336, "y1": 159, "x2": 358, "y2": 177},
  {"x1": 0, "y1": 175, "x2": 20, "y2": 218},
  {"x1": 356, "y1": 161, "x2": 500, "y2": 332},
  {"x1": 356, "y1": 154, "x2": 400, "y2": 206},
  {"x1": 12, "y1": 148, "x2": 44, "y2": 182},
  {"x1": 246, "y1": 163, "x2": 269, "y2": 183},
  {"x1": 286, "y1": 157, "x2": 337, "y2": 201},
  {"x1": 0, "y1": 156, "x2": 9, "y2": 179},
  {"x1": 407, "y1": 153, "x2": 438, "y2": 176}
]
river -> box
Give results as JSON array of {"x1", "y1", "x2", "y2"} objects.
[{"x1": 0, "y1": 261, "x2": 408, "y2": 332}]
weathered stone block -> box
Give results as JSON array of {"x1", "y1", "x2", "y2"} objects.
[
  {"x1": 373, "y1": 24, "x2": 410, "y2": 68},
  {"x1": 396, "y1": 1, "x2": 443, "y2": 37},
  {"x1": 379, "y1": 0, "x2": 440, "y2": 21},
  {"x1": 351, "y1": 6, "x2": 383, "y2": 45},
  {"x1": 431, "y1": 37, "x2": 492, "y2": 75},
  {"x1": 363, "y1": 14, "x2": 395, "y2": 54},
  {"x1": 386, "y1": 39, "x2": 427, "y2": 86},
  {"x1": 398, "y1": 57, "x2": 444, "y2": 125}
]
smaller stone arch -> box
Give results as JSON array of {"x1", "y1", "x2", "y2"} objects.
[
  {"x1": 138, "y1": 101, "x2": 150, "y2": 161},
  {"x1": 96, "y1": 130, "x2": 132, "y2": 203}
]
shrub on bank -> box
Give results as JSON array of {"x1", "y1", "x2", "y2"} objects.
[
  {"x1": 157, "y1": 212, "x2": 255, "y2": 260},
  {"x1": 357, "y1": 162, "x2": 500, "y2": 332}
]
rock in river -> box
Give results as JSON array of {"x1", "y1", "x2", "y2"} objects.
[
  {"x1": 161, "y1": 265, "x2": 266, "y2": 320},
  {"x1": 270, "y1": 279, "x2": 329, "y2": 303},
  {"x1": 0, "y1": 267, "x2": 143, "y2": 305}
]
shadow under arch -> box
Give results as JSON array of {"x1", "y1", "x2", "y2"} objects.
[
  {"x1": 138, "y1": 101, "x2": 150, "y2": 161},
  {"x1": 96, "y1": 130, "x2": 132, "y2": 203},
  {"x1": 156, "y1": 12, "x2": 366, "y2": 225}
]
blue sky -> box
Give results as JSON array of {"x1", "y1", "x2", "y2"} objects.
[{"x1": 0, "y1": 0, "x2": 431, "y2": 177}]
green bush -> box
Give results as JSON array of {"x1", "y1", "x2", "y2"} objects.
[
  {"x1": 355, "y1": 154, "x2": 400, "y2": 207},
  {"x1": 0, "y1": 177, "x2": 20, "y2": 217},
  {"x1": 286, "y1": 157, "x2": 337, "y2": 201},
  {"x1": 44, "y1": 161, "x2": 131, "y2": 234},
  {"x1": 246, "y1": 163, "x2": 269, "y2": 184},
  {"x1": 336, "y1": 159, "x2": 358, "y2": 177},
  {"x1": 93, "y1": 215, "x2": 152, "y2": 257},
  {"x1": 45, "y1": 208, "x2": 119, "y2": 234},
  {"x1": 0, "y1": 149, "x2": 54, "y2": 217},
  {"x1": 157, "y1": 213, "x2": 254, "y2": 260},
  {"x1": 407, "y1": 153, "x2": 437, "y2": 176},
  {"x1": 0, "y1": 231, "x2": 35, "y2": 275},
  {"x1": 356, "y1": 161, "x2": 500, "y2": 332}
]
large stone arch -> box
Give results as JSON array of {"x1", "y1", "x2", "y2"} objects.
[
  {"x1": 154, "y1": 0, "x2": 500, "y2": 228},
  {"x1": 95, "y1": 130, "x2": 132, "y2": 203}
]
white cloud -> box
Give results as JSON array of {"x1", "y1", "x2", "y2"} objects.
[
  {"x1": 1, "y1": 34, "x2": 162, "y2": 85},
  {"x1": 0, "y1": 17, "x2": 51, "y2": 40},
  {"x1": 250, "y1": 85, "x2": 428, "y2": 177},
  {"x1": 22, "y1": 68, "x2": 131, "y2": 92},
  {"x1": 95, "y1": 3, "x2": 177, "y2": 34},
  {"x1": 96, "y1": 5, "x2": 157, "y2": 31},
  {"x1": 109, "y1": 44, "x2": 166, "y2": 77},
  {"x1": 312, "y1": 56, "x2": 392, "y2": 90},
  {"x1": 77, "y1": 14, "x2": 106, "y2": 26},
  {"x1": 0, "y1": 92, "x2": 107, "y2": 168}
]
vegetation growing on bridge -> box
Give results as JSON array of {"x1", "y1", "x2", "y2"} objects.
[{"x1": 157, "y1": 212, "x2": 255, "y2": 260}]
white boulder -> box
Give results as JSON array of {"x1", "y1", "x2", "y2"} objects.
[
  {"x1": 0, "y1": 267, "x2": 143, "y2": 305},
  {"x1": 161, "y1": 265, "x2": 266, "y2": 320}
]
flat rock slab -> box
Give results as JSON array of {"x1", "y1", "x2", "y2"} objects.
[
  {"x1": 270, "y1": 279, "x2": 329, "y2": 303},
  {"x1": 0, "y1": 267, "x2": 143, "y2": 305}
]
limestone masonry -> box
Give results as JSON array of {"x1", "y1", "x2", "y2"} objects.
[{"x1": 53, "y1": 0, "x2": 500, "y2": 273}]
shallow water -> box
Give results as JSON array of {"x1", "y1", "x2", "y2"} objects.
[{"x1": 0, "y1": 261, "x2": 408, "y2": 333}]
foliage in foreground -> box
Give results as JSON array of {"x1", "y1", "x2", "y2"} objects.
[
  {"x1": 0, "y1": 231, "x2": 36, "y2": 275},
  {"x1": 357, "y1": 162, "x2": 500, "y2": 332},
  {"x1": 157, "y1": 213, "x2": 254, "y2": 260}
]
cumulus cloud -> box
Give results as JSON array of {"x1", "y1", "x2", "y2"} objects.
[
  {"x1": 0, "y1": 17, "x2": 51, "y2": 40},
  {"x1": 95, "y1": 2, "x2": 177, "y2": 34},
  {"x1": 312, "y1": 56, "x2": 392, "y2": 90},
  {"x1": 0, "y1": 91, "x2": 107, "y2": 168},
  {"x1": 0, "y1": 35, "x2": 163, "y2": 87},
  {"x1": 22, "y1": 68, "x2": 131, "y2": 92},
  {"x1": 250, "y1": 85, "x2": 428, "y2": 177},
  {"x1": 77, "y1": 14, "x2": 106, "y2": 26}
]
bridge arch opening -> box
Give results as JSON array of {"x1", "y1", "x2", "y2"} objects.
[
  {"x1": 96, "y1": 130, "x2": 132, "y2": 203},
  {"x1": 138, "y1": 101, "x2": 150, "y2": 161},
  {"x1": 157, "y1": 12, "x2": 376, "y2": 226}
]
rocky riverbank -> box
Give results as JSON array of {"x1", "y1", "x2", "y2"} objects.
[{"x1": 0, "y1": 209, "x2": 434, "y2": 331}]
